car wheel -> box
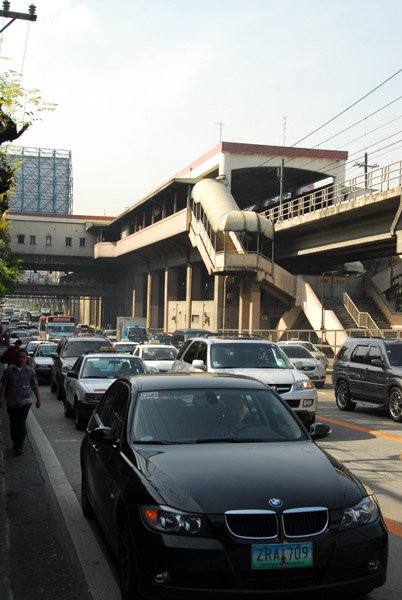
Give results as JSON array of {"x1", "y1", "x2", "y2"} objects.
[
  {"x1": 56, "y1": 377, "x2": 64, "y2": 401},
  {"x1": 118, "y1": 516, "x2": 144, "y2": 600},
  {"x1": 335, "y1": 381, "x2": 356, "y2": 411},
  {"x1": 74, "y1": 401, "x2": 86, "y2": 430},
  {"x1": 64, "y1": 397, "x2": 73, "y2": 418},
  {"x1": 81, "y1": 468, "x2": 94, "y2": 519},
  {"x1": 388, "y1": 387, "x2": 402, "y2": 423},
  {"x1": 50, "y1": 376, "x2": 57, "y2": 393}
]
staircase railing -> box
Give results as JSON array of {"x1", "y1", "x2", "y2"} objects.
[{"x1": 343, "y1": 292, "x2": 381, "y2": 334}]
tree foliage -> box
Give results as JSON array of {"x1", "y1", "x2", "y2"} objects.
[{"x1": 0, "y1": 67, "x2": 56, "y2": 294}]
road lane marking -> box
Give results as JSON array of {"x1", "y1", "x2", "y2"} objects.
[
  {"x1": 27, "y1": 411, "x2": 121, "y2": 600},
  {"x1": 384, "y1": 518, "x2": 402, "y2": 537},
  {"x1": 316, "y1": 414, "x2": 402, "y2": 443}
]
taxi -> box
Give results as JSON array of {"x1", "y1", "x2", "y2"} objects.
[{"x1": 63, "y1": 351, "x2": 148, "y2": 429}]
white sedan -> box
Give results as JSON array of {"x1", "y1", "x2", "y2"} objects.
[
  {"x1": 63, "y1": 352, "x2": 148, "y2": 430},
  {"x1": 28, "y1": 342, "x2": 58, "y2": 382},
  {"x1": 132, "y1": 343, "x2": 178, "y2": 372}
]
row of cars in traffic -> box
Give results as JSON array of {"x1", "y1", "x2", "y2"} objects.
[{"x1": 2, "y1": 310, "x2": 390, "y2": 597}]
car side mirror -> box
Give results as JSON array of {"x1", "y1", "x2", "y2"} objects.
[
  {"x1": 50, "y1": 353, "x2": 58, "y2": 359},
  {"x1": 192, "y1": 359, "x2": 206, "y2": 370},
  {"x1": 309, "y1": 422, "x2": 332, "y2": 439},
  {"x1": 88, "y1": 426, "x2": 118, "y2": 445},
  {"x1": 293, "y1": 360, "x2": 303, "y2": 370},
  {"x1": 370, "y1": 358, "x2": 383, "y2": 368},
  {"x1": 67, "y1": 371, "x2": 78, "y2": 378}
]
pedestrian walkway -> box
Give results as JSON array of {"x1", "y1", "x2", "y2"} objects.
[{"x1": 0, "y1": 408, "x2": 92, "y2": 600}]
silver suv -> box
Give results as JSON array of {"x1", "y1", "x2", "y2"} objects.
[{"x1": 171, "y1": 337, "x2": 317, "y2": 428}]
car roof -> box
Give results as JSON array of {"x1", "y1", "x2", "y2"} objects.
[
  {"x1": 62, "y1": 336, "x2": 109, "y2": 342},
  {"x1": 122, "y1": 372, "x2": 267, "y2": 391},
  {"x1": 191, "y1": 337, "x2": 276, "y2": 345},
  {"x1": 81, "y1": 352, "x2": 141, "y2": 359}
]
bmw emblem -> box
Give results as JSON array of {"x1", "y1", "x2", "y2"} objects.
[{"x1": 269, "y1": 498, "x2": 283, "y2": 508}]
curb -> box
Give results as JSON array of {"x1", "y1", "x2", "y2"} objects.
[{"x1": 0, "y1": 412, "x2": 13, "y2": 600}]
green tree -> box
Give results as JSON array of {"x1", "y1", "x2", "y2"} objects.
[{"x1": 0, "y1": 67, "x2": 56, "y2": 294}]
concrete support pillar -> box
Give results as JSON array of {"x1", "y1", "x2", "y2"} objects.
[
  {"x1": 164, "y1": 268, "x2": 169, "y2": 332},
  {"x1": 185, "y1": 264, "x2": 192, "y2": 328},
  {"x1": 238, "y1": 278, "x2": 250, "y2": 334},
  {"x1": 146, "y1": 273, "x2": 152, "y2": 331},
  {"x1": 150, "y1": 272, "x2": 159, "y2": 329},
  {"x1": 213, "y1": 275, "x2": 223, "y2": 332},
  {"x1": 248, "y1": 281, "x2": 261, "y2": 333},
  {"x1": 133, "y1": 274, "x2": 144, "y2": 318}
]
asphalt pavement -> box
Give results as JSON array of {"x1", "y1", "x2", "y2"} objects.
[{"x1": 0, "y1": 363, "x2": 92, "y2": 600}]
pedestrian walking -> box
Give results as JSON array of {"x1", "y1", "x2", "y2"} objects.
[
  {"x1": 0, "y1": 348, "x2": 41, "y2": 455},
  {"x1": 0, "y1": 338, "x2": 23, "y2": 365}
]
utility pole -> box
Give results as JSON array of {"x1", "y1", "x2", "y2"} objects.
[
  {"x1": 0, "y1": 2, "x2": 37, "y2": 34},
  {"x1": 354, "y1": 152, "x2": 378, "y2": 189}
]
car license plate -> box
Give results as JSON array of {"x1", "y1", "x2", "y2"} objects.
[{"x1": 251, "y1": 542, "x2": 313, "y2": 569}]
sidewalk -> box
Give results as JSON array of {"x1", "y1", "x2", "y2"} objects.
[{"x1": 0, "y1": 408, "x2": 92, "y2": 600}]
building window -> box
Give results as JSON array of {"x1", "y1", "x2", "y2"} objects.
[
  {"x1": 30, "y1": 235, "x2": 36, "y2": 245},
  {"x1": 17, "y1": 234, "x2": 25, "y2": 244},
  {"x1": 66, "y1": 237, "x2": 72, "y2": 247},
  {"x1": 79, "y1": 237, "x2": 86, "y2": 247},
  {"x1": 45, "y1": 234, "x2": 52, "y2": 246}
]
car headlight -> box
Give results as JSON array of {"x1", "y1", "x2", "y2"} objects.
[
  {"x1": 340, "y1": 496, "x2": 380, "y2": 529},
  {"x1": 84, "y1": 393, "x2": 104, "y2": 403},
  {"x1": 295, "y1": 380, "x2": 315, "y2": 390},
  {"x1": 141, "y1": 505, "x2": 207, "y2": 536}
]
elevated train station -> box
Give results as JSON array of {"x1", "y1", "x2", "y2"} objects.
[{"x1": 7, "y1": 141, "x2": 402, "y2": 346}]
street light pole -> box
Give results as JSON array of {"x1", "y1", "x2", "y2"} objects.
[{"x1": 321, "y1": 270, "x2": 338, "y2": 332}]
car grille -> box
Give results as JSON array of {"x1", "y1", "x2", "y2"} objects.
[
  {"x1": 268, "y1": 384, "x2": 292, "y2": 394},
  {"x1": 225, "y1": 508, "x2": 328, "y2": 539},
  {"x1": 285, "y1": 399, "x2": 300, "y2": 408}
]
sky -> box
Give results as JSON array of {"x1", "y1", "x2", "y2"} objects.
[{"x1": 0, "y1": 0, "x2": 401, "y2": 217}]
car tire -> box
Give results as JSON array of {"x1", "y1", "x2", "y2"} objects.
[
  {"x1": 118, "y1": 516, "x2": 137, "y2": 600},
  {"x1": 388, "y1": 387, "x2": 402, "y2": 423},
  {"x1": 64, "y1": 397, "x2": 73, "y2": 418},
  {"x1": 335, "y1": 380, "x2": 356, "y2": 412},
  {"x1": 74, "y1": 401, "x2": 86, "y2": 430},
  {"x1": 56, "y1": 377, "x2": 64, "y2": 401},
  {"x1": 81, "y1": 467, "x2": 94, "y2": 519}
]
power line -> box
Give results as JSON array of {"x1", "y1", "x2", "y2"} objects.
[{"x1": 255, "y1": 68, "x2": 402, "y2": 171}]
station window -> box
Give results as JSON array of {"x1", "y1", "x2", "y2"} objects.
[
  {"x1": 17, "y1": 234, "x2": 25, "y2": 244},
  {"x1": 30, "y1": 235, "x2": 36, "y2": 245},
  {"x1": 79, "y1": 238, "x2": 86, "y2": 247},
  {"x1": 45, "y1": 234, "x2": 52, "y2": 246},
  {"x1": 66, "y1": 237, "x2": 72, "y2": 247}
]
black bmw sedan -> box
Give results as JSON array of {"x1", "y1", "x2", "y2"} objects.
[{"x1": 80, "y1": 373, "x2": 388, "y2": 599}]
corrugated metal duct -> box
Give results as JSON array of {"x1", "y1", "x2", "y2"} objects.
[{"x1": 191, "y1": 179, "x2": 273, "y2": 239}]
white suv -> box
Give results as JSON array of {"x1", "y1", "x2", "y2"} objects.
[{"x1": 171, "y1": 337, "x2": 317, "y2": 428}]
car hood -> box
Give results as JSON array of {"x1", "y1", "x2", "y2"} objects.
[
  {"x1": 33, "y1": 357, "x2": 53, "y2": 366},
  {"x1": 212, "y1": 367, "x2": 308, "y2": 384},
  {"x1": 134, "y1": 441, "x2": 364, "y2": 514},
  {"x1": 143, "y1": 360, "x2": 174, "y2": 371},
  {"x1": 78, "y1": 378, "x2": 115, "y2": 393}
]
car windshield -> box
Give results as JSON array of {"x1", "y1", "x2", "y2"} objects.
[
  {"x1": 132, "y1": 387, "x2": 304, "y2": 444},
  {"x1": 82, "y1": 356, "x2": 147, "y2": 378},
  {"x1": 36, "y1": 344, "x2": 58, "y2": 356},
  {"x1": 281, "y1": 346, "x2": 312, "y2": 359},
  {"x1": 63, "y1": 340, "x2": 109, "y2": 358},
  {"x1": 210, "y1": 343, "x2": 291, "y2": 369},
  {"x1": 142, "y1": 347, "x2": 178, "y2": 361},
  {"x1": 10, "y1": 330, "x2": 30, "y2": 338},
  {"x1": 385, "y1": 343, "x2": 402, "y2": 366}
]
